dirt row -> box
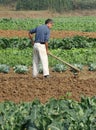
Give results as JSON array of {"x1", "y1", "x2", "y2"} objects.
[
  {"x1": 0, "y1": 30, "x2": 96, "y2": 38},
  {"x1": 0, "y1": 10, "x2": 96, "y2": 18},
  {"x1": 0, "y1": 68, "x2": 96, "y2": 103}
]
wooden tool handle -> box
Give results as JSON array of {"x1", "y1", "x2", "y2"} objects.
[{"x1": 48, "y1": 52, "x2": 80, "y2": 72}]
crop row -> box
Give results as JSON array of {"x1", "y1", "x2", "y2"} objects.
[
  {"x1": 0, "y1": 48, "x2": 96, "y2": 67},
  {"x1": 0, "y1": 96, "x2": 96, "y2": 130},
  {"x1": 0, "y1": 36, "x2": 96, "y2": 49},
  {"x1": 0, "y1": 16, "x2": 96, "y2": 31},
  {"x1": 0, "y1": 63, "x2": 96, "y2": 74}
]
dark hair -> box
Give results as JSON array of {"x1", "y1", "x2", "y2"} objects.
[{"x1": 45, "y1": 19, "x2": 53, "y2": 24}]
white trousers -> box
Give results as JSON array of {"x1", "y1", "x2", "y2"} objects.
[{"x1": 33, "y1": 43, "x2": 49, "y2": 77}]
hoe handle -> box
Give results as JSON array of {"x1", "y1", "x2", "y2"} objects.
[{"x1": 48, "y1": 52, "x2": 80, "y2": 72}]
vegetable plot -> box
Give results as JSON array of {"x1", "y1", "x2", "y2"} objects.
[
  {"x1": 0, "y1": 36, "x2": 96, "y2": 49},
  {"x1": 52, "y1": 64, "x2": 67, "y2": 72},
  {"x1": 0, "y1": 64, "x2": 10, "y2": 73},
  {"x1": 0, "y1": 96, "x2": 96, "y2": 130},
  {"x1": 88, "y1": 63, "x2": 96, "y2": 71},
  {"x1": 0, "y1": 17, "x2": 96, "y2": 32},
  {"x1": 13, "y1": 65, "x2": 28, "y2": 74}
]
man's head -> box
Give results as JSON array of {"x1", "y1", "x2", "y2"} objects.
[{"x1": 45, "y1": 19, "x2": 53, "y2": 29}]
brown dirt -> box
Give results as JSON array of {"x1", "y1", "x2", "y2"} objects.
[
  {"x1": 51, "y1": 31, "x2": 96, "y2": 38},
  {"x1": 0, "y1": 30, "x2": 96, "y2": 38},
  {"x1": 0, "y1": 11, "x2": 54, "y2": 18},
  {"x1": 0, "y1": 10, "x2": 96, "y2": 18},
  {"x1": 0, "y1": 68, "x2": 96, "y2": 103}
]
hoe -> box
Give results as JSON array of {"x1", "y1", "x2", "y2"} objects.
[{"x1": 48, "y1": 52, "x2": 80, "y2": 72}]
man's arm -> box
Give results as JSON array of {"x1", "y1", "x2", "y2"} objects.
[
  {"x1": 28, "y1": 28, "x2": 37, "y2": 45},
  {"x1": 45, "y1": 30, "x2": 50, "y2": 54},
  {"x1": 28, "y1": 32, "x2": 34, "y2": 45},
  {"x1": 45, "y1": 42, "x2": 48, "y2": 54}
]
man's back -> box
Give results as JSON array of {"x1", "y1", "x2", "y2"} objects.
[{"x1": 35, "y1": 25, "x2": 50, "y2": 43}]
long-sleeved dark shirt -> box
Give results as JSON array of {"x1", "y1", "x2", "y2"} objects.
[{"x1": 29, "y1": 25, "x2": 50, "y2": 43}]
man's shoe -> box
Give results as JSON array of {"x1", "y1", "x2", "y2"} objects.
[
  {"x1": 44, "y1": 75, "x2": 50, "y2": 78},
  {"x1": 44, "y1": 75, "x2": 53, "y2": 78}
]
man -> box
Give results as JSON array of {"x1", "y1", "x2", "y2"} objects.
[{"x1": 28, "y1": 19, "x2": 53, "y2": 78}]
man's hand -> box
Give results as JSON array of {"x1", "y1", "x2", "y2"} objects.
[
  {"x1": 28, "y1": 32, "x2": 34, "y2": 45},
  {"x1": 31, "y1": 39, "x2": 34, "y2": 45},
  {"x1": 45, "y1": 42, "x2": 49, "y2": 54}
]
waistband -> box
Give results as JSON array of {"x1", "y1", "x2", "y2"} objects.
[
  {"x1": 41, "y1": 42, "x2": 45, "y2": 44},
  {"x1": 35, "y1": 42, "x2": 45, "y2": 44}
]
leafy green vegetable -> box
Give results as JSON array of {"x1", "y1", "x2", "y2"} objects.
[
  {"x1": 0, "y1": 48, "x2": 96, "y2": 67},
  {"x1": 13, "y1": 65, "x2": 28, "y2": 74},
  {"x1": 73, "y1": 63, "x2": 83, "y2": 70},
  {"x1": 52, "y1": 64, "x2": 67, "y2": 72},
  {"x1": 0, "y1": 36, "x2": 96, "y2": 50},
  {"x1": 0, "y1": 64, "x2": 10, "y2": 73},
  {"x1": 70, "y1": 63, "x2": 83, "y2": 74},
  {"x1": 0, "y1": 37, "x2": 31, "y2": 49},
  {"x1": 88, "y1": 63, "x2": 96, "y2": 71},
  {"x1": 49, "y1": 36, "x2": 96, "y2": 50},
  {"x1": 0, "y1": 97, "x2": 96, "y2": 130},
  {"x1": 0, "y1": 17, "x2": 96, "y2": 32}
]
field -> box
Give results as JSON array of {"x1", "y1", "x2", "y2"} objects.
[
  {"x1": 0, "y1": 11, "x2": 96, "y2": 129},
  {"x1": 0, "y1": 10, "x2": 96, "y2": 104},
  {"x1": 0, "y1": 30, "x2": 96, "y2": 38},
  {"x1": 0, "y1": 17, "x2": 96, "y2": 31},
  {"x1": 0, "y1": 67, "x2": 96, "y2": 103}
]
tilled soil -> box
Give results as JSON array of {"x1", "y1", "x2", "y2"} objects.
[
  {"x1": 0, "y1": 68, "x2": 96, "y2": 103},
  {"x1": 0, "y1": 10, "x2": 96, "y2": 18},
  {"x1": 0, "y1": 30, "x2": 96, "y2": 38},
  {"x1": 0, "y1": 30, "x2": 96, "y2": 103}
]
